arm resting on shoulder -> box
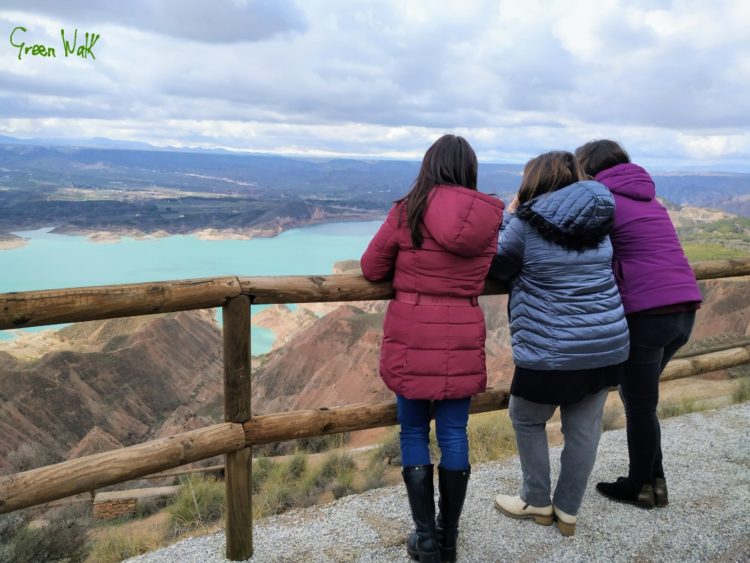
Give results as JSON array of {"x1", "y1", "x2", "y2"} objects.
[
  {"x1": 360, "y1": 206, "x2": 400, "y2": 281},
  {"x1": 489, "y1": 216, "x2": 525, "y2": 281}
]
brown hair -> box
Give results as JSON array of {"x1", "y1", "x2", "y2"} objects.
[
  {"x1": 574, "y1": 139, "x2": 630, "y2": 177},
  {"x1": 399, "y1": 134, "x2": 478, "y2": 248},
  {"x1": 517, "y1": 151, "x2": 585, "y2": 204}
]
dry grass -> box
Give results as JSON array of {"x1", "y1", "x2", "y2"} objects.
[
  {"x1": 87, "y1": 513, "x2": 169, "y2": 563},
  {"x1": 251, "y1": 448, "x2": 387, "y2": 519},
  {"x1": 601, "y1": 403, "x2": 625, "y2": 432},
  {"x1": 467, "y1": 411, "x2": 517, "y2": 464},
  {"x1": 732, "y1": 377, "x2": 750, "y2": 403},
  {"x1": 657, "y1": 397, "x2": 707, "y2": 419},
  {"x1": 168, "y1": 475, "x2": 225, "y2": 537},
  {"x1": 428, "y1": 411, "x2": 518, "y2": 465}
]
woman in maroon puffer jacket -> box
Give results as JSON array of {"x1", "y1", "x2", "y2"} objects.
[{"x1": 361, "y1": 135, "x2": 504, "y2": 563}]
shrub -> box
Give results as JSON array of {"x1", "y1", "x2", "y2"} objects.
[
  {"x1": 0, "y1": 512, "x2": 26, "y2": 544},
  {"x1": 0, "y1": 513, "x2": 26, "y2": 563},
  {"x1": 253, "y1": 456, "x2": 319, "y2": 517},
  {"x1": 659, "y1": 400, "x2": 691, "y2": 419},
  {"x1": 0, "y1": 508, "x2": 90, "y2": 563},
  {"x1": 371, "y1": 428, "x2": 402, "y2": 466},
  {"x1": 253, "y1": 457, "x2": 275, "y2": 492},
  {"x1": 732, "y1": 377, "x2": 750, "y2": 403},
  {"x1": 658, "y1": 398, "x2": 710, "y2": 419},
  {"x1": 256, "y1": 471, "x2": 295, "y2": 515},
  {"x1": 361, "y1": 462, "x2": 386, "y2": 492},
  {"x1": 249, "y1": 443, "x2": 390, "y2": 520},
  {"x1": 286, "y1": 454, "x2": 307, "y2": 480},
  {"x1": 289, "y1": 469, "x2": 324, "y2": 509},
  {"x1": 169, "y1": 474, "x2": 225, "y2": 536},
  {"x1": 331, "y1": 468, "x2": 357, "y2": 499},
  {"x1": 135, "y1": 497, "x2": 167, "y2": 519},
  {"x1": 253, "y1": 433, "x2": 351, "y2": 457},
  {"x1": 6, "y1": 442, "x2": 61, "y2": 473},
  {"x1": 318, "y1": 452, "x2": 356, "y2": 481},
  {"x1": 295, "y1": 433, "x2": 351, "y2": 454}
]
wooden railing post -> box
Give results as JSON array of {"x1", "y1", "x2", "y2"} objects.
[{"x1": 223, "y1": 295, "x2": 253, "y2": 560}]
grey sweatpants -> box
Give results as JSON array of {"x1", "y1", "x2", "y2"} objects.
[{"x1": 509, "y1": 388, "x2": 608, "y2": 515}]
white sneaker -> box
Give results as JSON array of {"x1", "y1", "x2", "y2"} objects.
[
  {"x1": 553, "y1": 505, "x2": 577, "y2": 537},
  {"x1": 494, "y1": 494, "x2": 553, "y2": 526}
]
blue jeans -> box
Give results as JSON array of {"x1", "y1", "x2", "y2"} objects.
[{"x1": 396, "y1": 395, "x2": 471, "y2": 471}]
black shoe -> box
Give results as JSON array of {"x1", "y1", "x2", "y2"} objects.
[
  {"x1": 596, "y1": 476, "x2": 655, "y2": 509},
  {"x1": 653, "y1": 477, "x2": 668, "y2": 507},
  {"x1": 402, "y1": 465, "x2": 441, "y2": 563},
  {"x1": 435, "y1": 466, "x2": 470, "y2": 563}
]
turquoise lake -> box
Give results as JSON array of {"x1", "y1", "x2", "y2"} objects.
[{"x1": 0, "y1": 221, "x2": 382, "y2": 354}]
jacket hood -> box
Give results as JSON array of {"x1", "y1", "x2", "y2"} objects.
[
  {"x1": 516, "y1": 180, "x2": 614, "y2": 251},
  {"x1": 422, "y1": 185, "x2": 504, "y2": 257},
  {"x1": 595, "y1": 162, "x2": 655, "y2": 201}
]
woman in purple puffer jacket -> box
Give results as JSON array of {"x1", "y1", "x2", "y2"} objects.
[{"x1": 575, "y1": 140, "x2": 702, "y2": 509}]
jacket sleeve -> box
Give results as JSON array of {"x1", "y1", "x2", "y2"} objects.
[
  {"x1": 361, "y1": 205, "x2": 401, "y2": 281},
  {"x1": 489, "y1": 216, "x2": 525, "y2": 281}
]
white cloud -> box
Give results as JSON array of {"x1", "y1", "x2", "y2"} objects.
[{"x1": 0, "y1": 0, "x2": 748, "y2": 168}]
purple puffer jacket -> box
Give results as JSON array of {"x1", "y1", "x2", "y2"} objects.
[{"x1": 595, "y1": 163, "x2": 702, "y2": 314}]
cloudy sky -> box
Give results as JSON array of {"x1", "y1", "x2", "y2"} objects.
[{"x1": 1, "y1": 0, "x2": 748, "y2": 168}]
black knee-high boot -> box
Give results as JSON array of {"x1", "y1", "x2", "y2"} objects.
[
  {"x1": 402, "y1": 465, "x2": 440, "y2": 563},
  {"x1": 436, "y1": 466, "x2": 470, "y2": 563}
]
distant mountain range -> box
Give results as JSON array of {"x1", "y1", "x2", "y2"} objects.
[
  {"x1": 0, "y1": 137, "x2": 748, "y2": 239},
  {"x1": 1, "y1": 134, "x2": 749, "y2": 172}
]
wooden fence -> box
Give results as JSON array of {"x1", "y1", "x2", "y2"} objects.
[{"x1": 1, "y1": 257, "x2": 749, "y2": 560}]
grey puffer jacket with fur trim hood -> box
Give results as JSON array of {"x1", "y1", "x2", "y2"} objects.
[{"x1": 489, "y1": 180, "x2": 629, "y2": 371}]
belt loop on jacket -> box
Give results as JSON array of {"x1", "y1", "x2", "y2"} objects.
[
  {"x1": 415, "y1": 293, "x2": 421, "y2": 305},
  {"x1": 471, "y1": 296, "x2": 479, "y2": 306}
]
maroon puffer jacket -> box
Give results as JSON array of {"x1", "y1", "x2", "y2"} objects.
[{"x1": 361, "y1": 185, "x2": 504, "y2": 400}]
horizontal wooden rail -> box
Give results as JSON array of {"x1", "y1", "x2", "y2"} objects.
[
  {"x1": 240, "y1": 274, "x2": 396, "y2": 304},
  {"x1": 674, "y1": 336, "x2": 750, "y2": 359},
  {"x1": 2, "y1": 258, "x2": 749, "y2": 329},
  {"x1": 243, "y1": 344, "x2": 750, "y2": 445},
  {"x1": 661, "y1": 344, "x2": 750, "y2": 382},
  {"x1": 690, "y1": 258, "x2": 750, "y2": 280},
  {"x1": 0, "y1": 277, "x2": 241, "y2": 329},
  {"x1": 1, "y1": 344, "x2": 748, "y2": 514},
  {"x1": 0, "y1": 423, "x2": 245, "y2": 514}
]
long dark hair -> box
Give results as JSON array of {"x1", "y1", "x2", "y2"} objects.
[
  {"x1": 517, "y1": 151, "x2": 584, "y2": 204},
  {"x1": 575, "y1": 139, "x2": 630, "y2": 177},
  {"x1": 399, "y1": 134, "x2": 478, "y2": 247}
]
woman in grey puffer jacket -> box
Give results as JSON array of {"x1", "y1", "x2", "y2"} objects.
[{"x1": 489, "y1": 151, "x2": 629, "y2": 537}]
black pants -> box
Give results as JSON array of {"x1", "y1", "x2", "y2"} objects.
[{"x1": 620, "y1": 310, "x2": 696, "y2": 485}]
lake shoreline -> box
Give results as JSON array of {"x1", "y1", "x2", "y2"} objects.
[
  {"x1": 0, "y1": 219, "x2": 382, "y2": 354},
  {"x1": 0, "y1": 238, "x2": 28, "y2": 250},
  {"x1": 0, "y1": 212, "x2": 386, "y2": 250},
  {"x1": 41, "y1": 211, "x2": 386, "y2": 246}
]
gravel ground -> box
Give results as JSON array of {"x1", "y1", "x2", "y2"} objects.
[{"x1": 127, "y1": 403, "x2": 750, "y2": 563}]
